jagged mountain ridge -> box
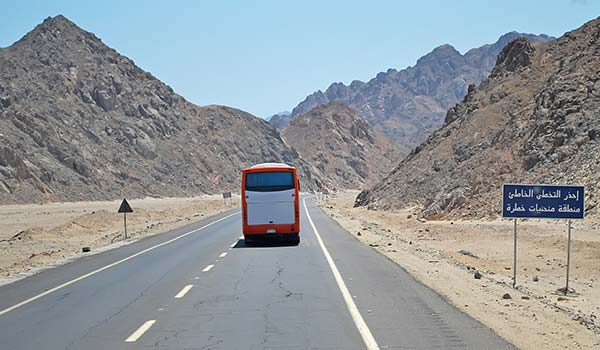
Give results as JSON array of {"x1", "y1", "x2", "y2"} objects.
[
  {"x1": 355, "y1": 17, "x2": 600, "y2": 219},
  {"x1": 281, "y1": 102, "x2": 400, "y2": 190},
  {"x1": 0, "y1": 15, "x2": 320, "y2": 204},
  {"x1": 285, "y1": 32, "x2": 553, "y2": 154}
]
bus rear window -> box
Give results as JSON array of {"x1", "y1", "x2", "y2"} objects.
[{"x1": 245, "y1": 171, "x2": 294, "y2": 192}]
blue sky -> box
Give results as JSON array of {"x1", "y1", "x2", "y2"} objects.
[{"x1": 1, "y1": 1, "x2": 598, "y2": 118}]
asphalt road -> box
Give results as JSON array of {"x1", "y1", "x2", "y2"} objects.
[{"x1": 0, "y1": 198, "x2": 516, "y2": 350}]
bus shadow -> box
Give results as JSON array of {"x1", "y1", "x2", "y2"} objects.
[{"x1": 232, "y1": 239, "x2": 299, "y2": 248}]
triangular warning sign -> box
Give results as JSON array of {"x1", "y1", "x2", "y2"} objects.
[{"x1": 117, "y1": 199, "x2": 133, "y2": 213}]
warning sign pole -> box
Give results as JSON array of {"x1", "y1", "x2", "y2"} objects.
[
  {"x1": 565, "y1": 220, "x2": 572, "y2": 295},
  {"x1": 124, "y1": 212, "x2": 128, "y2": 239},
  {"x1": 117, "y1": 199, "x2": 133, "y2": 240},
  {"x1": 513, "y1": 219, "x2": 517, "y2": 288}
]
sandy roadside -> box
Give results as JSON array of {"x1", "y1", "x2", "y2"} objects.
[
  {"x1": 0, "y1": 195, "x2": 238, "y2": 285},
  {"x1": 316, "y1": 191, "x2": 600, "y2": 350}
]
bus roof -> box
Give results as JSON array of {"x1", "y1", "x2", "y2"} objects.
[
  {"x1": 243, "y1": 163, "x2": 296, "y2": 172},
  {"x1": 249, "y1": 163, "x2": 293, "y2": 169}
]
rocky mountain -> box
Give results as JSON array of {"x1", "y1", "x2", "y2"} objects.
[
  {"x1": 355, "y1": 17, "x2": 600, "y2": 219},
  {"x1": 0, "y1": 15, "x2": 320, "y2": 204},
  {"x1": 266, "y1": 111, "x2": 291, "y2": 130},
  {"x1": 288, "y1": 32, "x2": 553, "y2": 154},
  {"x1": 281, "y1": 102, "x2": 399, "y2": 190}
]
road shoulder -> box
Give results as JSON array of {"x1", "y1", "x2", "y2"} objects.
[
  {"x1": 0, "y1": 196, "x2": 238, "y2": 287},
  {"x1": 316, "y1": 192, "x2": 600, "y2": 350}
]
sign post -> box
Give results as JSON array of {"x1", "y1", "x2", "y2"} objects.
[
  {"x1": 513, "y1": 219, "x2": 517, "y2": 288},
  {"x1": 502, "y1": 184, "x2": 584, "y2": 292},
  {"x1": 565, "y1": 219, "x2": 572, "y2": 295},
  {"x1": 117, "y1": 199, "x2": 134, "y2": 239}
]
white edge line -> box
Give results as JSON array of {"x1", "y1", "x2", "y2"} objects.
[
  {"x1": 174, "y1": 284, "x2": 194, "y2": 299},
  {"x1": 219, "y1": 252, "x2": 228, "y2": 258},
  {"x1": 0, "y1": 211, "x2": 240, "y2": 317},
  {"x1": 303, "y1": 198, "x2": 380, "y2": 350},
  {"x1": 203, "y1": 264, "x2": 214, "y2": 272},
  {"x1": 125, "y1": 319, "x2": 156, "y2": 342}
]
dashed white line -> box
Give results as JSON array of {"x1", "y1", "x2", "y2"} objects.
[
  {"x1": 303, "y1": 198, "x2": 380, "y2": 350},
  {"x1": 174, "y1": 284, "x2": 194, "y2": 298},
  {"x1": 0, "y1": 211, "x2": 240, "y2": 317},
  {"x1": 202, "y1": 264, "x2": 214, "y2": 272},
  {"x1": 219, "y1": 252, "x2": 228, "y2": 258},
  {"x1": 125, "y1": 320, "x2": 156, "y2": 342},
  {"x1": 230, "y1": 241, "x2": 237, "y2": 248}
]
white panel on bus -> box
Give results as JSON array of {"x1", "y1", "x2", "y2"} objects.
[{"x1": 246, "y1": 189, "x2": 295, "y2": 225}]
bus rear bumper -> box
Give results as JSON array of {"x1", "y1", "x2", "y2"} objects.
[
  {"x1": 243, "y1": 223, "x2": 299, "y2": 235},
  {"x1": 244, "y1": 232, "x2": 299, "y2": 241},
  {"x1": 243, "y1": 224, "x2": 300, "y2": 245}
]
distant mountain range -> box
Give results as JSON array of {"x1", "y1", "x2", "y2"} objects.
[
  {"x1": 5, "y1": 14, "x2": 593, "y2": 213},
  {"x1": 266, "y1": 111, "x2": 291, "y2": 131},
  {"x1": 356, "y1": 17, "x2": 600, "y2": 218},
  {"x1": 275, "y1": 32, "x2": 553, "y2": 154},
  {"x1": 0, "y1": 16, "x2": 321, "y2": 203},
  {"x1": 281, "y1": 102, "x2": 400, "y2": 190}
]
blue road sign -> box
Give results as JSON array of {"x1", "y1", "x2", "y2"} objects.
[{"x1": 502, "y1": 184, "x2": 584, "y2": 219}]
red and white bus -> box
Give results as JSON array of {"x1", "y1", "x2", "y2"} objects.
[{"x1": 241, "y1": 163, "x2": 300, "y2": 245}]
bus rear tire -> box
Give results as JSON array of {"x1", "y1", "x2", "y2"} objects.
[{"x1": 289, "y1": 234, "x2": 300, "y2": 246}]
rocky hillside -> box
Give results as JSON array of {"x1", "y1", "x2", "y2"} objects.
[
  {"x1": 0, "y1": 16, "x2": 320, "y2": 204},
  {"x1": 281, "y1": 102, "x2": 399, "y2": 190},
  {"x1": 287, "y1": 32, "x2": 552, "y2": 154},
  {"x1": 355, "y1": 17, "x2": 600, "y2": 218}
]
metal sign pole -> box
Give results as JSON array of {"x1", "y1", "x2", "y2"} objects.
[
  {"x1": 117, "y1": 199, "x2": 133, "y2": 240},
  {"x1": 513, "y1": 218, "x2": 517, "y2": 288},
  {"x1": 565, "y1": 219, "x2": 572, "y2": 295}
]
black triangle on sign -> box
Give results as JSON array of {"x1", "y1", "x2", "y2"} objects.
[{"x1": 117, "y1": 199, "x2": 133, "y2": 213}]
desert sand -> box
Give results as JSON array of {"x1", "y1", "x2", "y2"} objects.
[
  {"x1": 317, "y1": 191, "x2": 600, "y2": 350},
  {"x1": 0, "y1": 195, "x2": 237, "y2": 285}
]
